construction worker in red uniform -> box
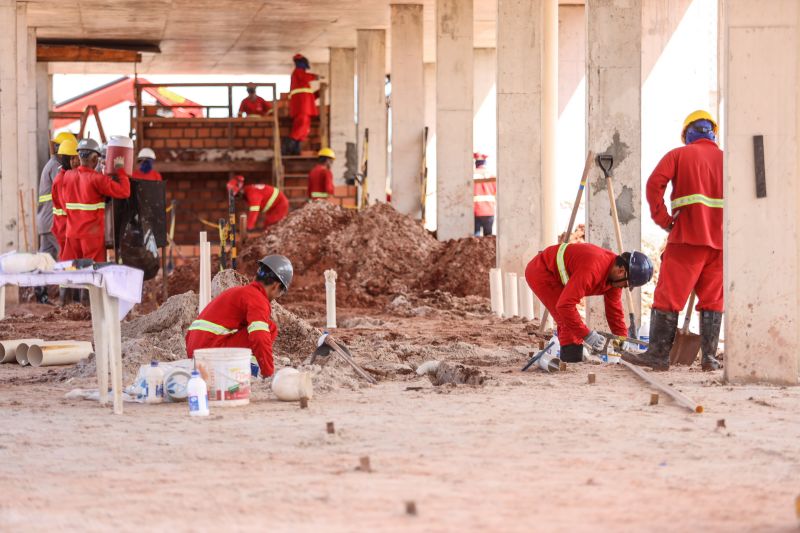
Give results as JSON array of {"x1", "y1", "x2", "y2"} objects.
[
  {"x1": 285, "y1": 54, "x2": 319, "y2": 156},
  {"x1": 53, "y1": 138, "x2": 131, "y2": 262},
  {"x1": 238, "y1": 83, "x2": 273, "y2": 117},
  {"x1": 226, "y1": 175, "x2": 289, "y2": 231},
  {"x1": 308, "y1": 148, "x2": 335, "y2": 200},
  {"x1": 185, "y1": 255, "x2": 293, "y2": 378},
  {"x1": 473, "y1": 153, "x2": 497, "y2": 236},
  {"x1": 525, "y1": 243, "x2": 653, "y2": 362},
  {"x1": 625, "y1": 110, "x2": 723, "y2": 372},
  {"x1": 131, "y1": 148, "x2": 163, "y2": 181},
  {"x1": 50, "y1": 139, "x2": 81, "y2": 259}
]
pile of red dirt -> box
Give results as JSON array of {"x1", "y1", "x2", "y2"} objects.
[{"x1": 417, "y1": 236, "x2": 495, "y2": 297}]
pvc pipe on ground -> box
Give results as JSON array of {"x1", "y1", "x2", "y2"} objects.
[
  {"x1": 324, "y1": 269, "x2": 337, "y2": 329},
  {"x1": 489, "y1": 268, "x2": 504, "y2": 317},
  {"x1": 518, "y1": 277, "x2": 535, "y2": 320},
  {"x1": 503, "y1": 272, "x2": 519, "y2": 318},
  {"x1": 0, "y1": 338, "x2": 42, "y2": 363},
  {"x1": 27, "y1": 341, "x2": 94, "y2": 367},
  {"x1": 271, "y1": 367, "x2": 314, "y2": 402}
]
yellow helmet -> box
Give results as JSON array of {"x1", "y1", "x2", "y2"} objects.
[
  {"x1": 681, "y1": 110, "x2": 717, "y2": 143},
  {"x1": 52, "y1": 131, "x2": 77, "y2": 145},
  {"x1": 318, "y1": 147, "x2": 336, "y2": 160},
  {"x1": 56, "y1": 138, "x2": 78, "y2": 156}
]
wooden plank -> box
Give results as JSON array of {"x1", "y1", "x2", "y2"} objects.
[
  {"x1": 37, "y1": 44, "x2": 142, "y2": 63},
  {"x1": 753, "y1": 134, "x2": 767, "y2": 198}
]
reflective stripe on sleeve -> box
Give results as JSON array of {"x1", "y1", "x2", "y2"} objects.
[
  {"x1": 289, "y1": 88, "x2": 315, "y2": 97},
  {"x1": 52, "y1": 208, "x2": 66, "y2": 216},
  {"x1": 262, "y1": 188, "x2": 280, "y2": 212},
  {"x1": 556, "y1": 243, "x2": 570, "y2": 286},
  {"x1": 39, "y1": 194, "x2": 52, "y2": 203},
  {"x1": 670, "y1": 194, "x2": 724, "y2": 210},
  {"x1": 473, "y1": 195, "x2": 496, "y2": 203},
  {"x1": 65, "y1": 202, "x2": 106, "y2": 211},
  {"x1": 248, "y1": 205, "x2": 261, "y2": 212},
  {"x1": 311, "y1": 192, "x2": 329, "y2": 198},
  {"x1": 247, "y1": 321, "x2": 270, "y2": 334},
  {"x1": 187, "y1": 319, "x2": 238, "y2": 336}
]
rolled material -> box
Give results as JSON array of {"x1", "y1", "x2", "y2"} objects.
[
  {"x1": 489, "y1": 268, "x2": 504, "y2": 317},
  {"x1": 518, "y1": 277, "x2": 535, "y2": 320},
  {"x1": 271, "y1": 367, "x2": 314, "y2": 402},
  {"x1": 26, "y1": 341, "x2": 94, "y2": 367},
  {"x1": 324, "y1": 269, "x2": 337, "y2": 329},
  {"x1": 0, "y1": 338, "x2": 43, "y2": 364},
  {"x1": 503, "y1": 272, "x2": 519, "y2": 318}
]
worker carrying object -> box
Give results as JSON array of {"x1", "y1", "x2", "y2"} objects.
[
  {"x1": 238, "y1": 82, "x2": 273, "y2": 117},
  {"x1": 308, "y1": 148, "x2": 335, "y2": 200},
  {"x1": 227, "y1": 175, "x2": 289, "y2": 231},
  {"x1": 185, "y1": 255, "x2": 293, "y2": 378},
  {"x1": 285, "y1": 53, "x2": 320, "y2": 156},
  {"x1": 473, "y1": 153, "x2": 497, "y2": 237},
  {"x1": 624, "y1": 110, "x2": 723, "y2": 372},
  {"x1": 525, "y1": 242, "x2": 653, "y2": 363},
  {"x1": 132, "y1": 147, "x2": 163, "y2": 181},
  {"x1": 52, "y1": 138, "x2": 131, "y2": 262}
]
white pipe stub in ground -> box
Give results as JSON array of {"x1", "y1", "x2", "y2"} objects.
[
  {"x1": 504, "y1": 272, "x2": 519, "y2": 318},
  {"x1": 271, "y1": 367, "x2": 314, "y2": 402},
  {"x1": 27, "y1": 341, "x2": 94, "y2": 367},
  {"x1": 324, "y1": 269, "x2": 337, "y2": 329},
  {"x1": 0, "y1": 339, "x2": 43, "y2": 364},
  {"x1": 489, "y1": 268, "x2": 504, "y2": 317}
]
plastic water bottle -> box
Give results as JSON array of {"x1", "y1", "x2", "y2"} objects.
[
  {"x1": 187, "y1": 370, "x2": 209, "y2": 417},
  {"x1": 144, "y1": 361, "x2": 164, "y2": 404},
  {"x1": 638, "y1": 318, "x2": 650, "y2": 351}
]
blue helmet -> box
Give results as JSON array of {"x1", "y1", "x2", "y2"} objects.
[{"x1": 627, "y1": 251, "x2": 653, "y2": 288}]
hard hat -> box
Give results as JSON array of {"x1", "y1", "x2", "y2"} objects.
[
  {"x1": 257, "y1": 254, "x2": 294, "y2": 290},
  {"x1": 293, "y1": 53, "x2": 306, "y2": 61},
  {"x1": 100, "y1": 143, "x2": 108, "y2": 157},
  {"x1": 681, "y1": 110, "x2": 718, "y2": 143},
  {"x1": 76, "y1": 138, "x2": 101, "y2": 155},
  {"x1": 473, "y1": 152, "x2": 488, "y2": 160},
  {"x1": 627, "y1": 250, "x2": 654, "y2": 288},
  {"x1": 318, "y1": 147, "x2": 336, "y2": 160},
  {"x1": 137, "y1": 147, "x2": 156, "y2": 160},
  {"x1": 53, "y1": 131, "x2": 77, "y2": 145},
  {"x1": 56, "y1": 138, "x2": 78, "y2": 156},
  {"x1": 227, "y1": 175, "x2": 245, "y2": 194}
]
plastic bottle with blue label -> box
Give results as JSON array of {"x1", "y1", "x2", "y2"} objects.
[
  {"x1": 638, "y1": 318, "x2": 650, "y2": 351},
  {"x1": 144, "y1": 361, "x2": 164, "y2": 404},
  {"x1": 187, "y1": 370, "x2": 210, "y2": 417}
]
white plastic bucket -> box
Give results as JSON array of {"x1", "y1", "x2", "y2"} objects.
[{"x1": 194, "y1": 348, "x2": 251, "y2": 407}]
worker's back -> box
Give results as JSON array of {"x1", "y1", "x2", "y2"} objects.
[
  {"x1": 59, "y1": 166, "x2": 130, "y2": 239},
  {"x1": 307, "y1": 164, "x2": 333, "y2": 199}
]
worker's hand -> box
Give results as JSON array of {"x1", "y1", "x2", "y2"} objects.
[{"x1": 584, "y1": 330, "x2": 606, "y2": 352}]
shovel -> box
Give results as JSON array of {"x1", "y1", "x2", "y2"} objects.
[{"x1": 669, "y1": 291, "x2": 701, "y2": 365}]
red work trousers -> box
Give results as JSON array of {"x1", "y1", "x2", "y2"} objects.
[
  {"x1": 653, "y1": 242, "x2": 723, "y2": 313},
  {"x1": 291, "y1": 113, "x2": 311, "y2": 142},
  {"x1": 525, "y1": 256, "x2": 584, "y2": 347},
  {"x1": 62, "y1": 235, "x2": 106, "y2": 262}
]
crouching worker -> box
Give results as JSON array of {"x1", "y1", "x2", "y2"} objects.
[
  {"x1": 185, "y1": 255, "x2": 293, "y2": 378},
  {"x1": 525, "y1": 242, "x2": 653, "y2": 362}
]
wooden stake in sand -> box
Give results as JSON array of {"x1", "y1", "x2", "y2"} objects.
[
  {"x1": 326, "y1": 422, "x2": 335, "y2": 434},
  {"x1": 358, "y1": 456, "x2": 371, "y2": 473},
  {"x1": 588, "y1": 373, "x2": 596, "y2": 384},
  {"x1": 405, "y1": 501, "x2": 418, "y2": 516},
  {"x1": 650, "y1": 393, "x2": 659, "y2": 406},
  {"x1": 620, "y1": 360, "x2": 703, "y2": 413}
]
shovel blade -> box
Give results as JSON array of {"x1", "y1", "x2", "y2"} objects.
[{"x1": 669, "y1": 331, "x2": 701, "y2": 366}]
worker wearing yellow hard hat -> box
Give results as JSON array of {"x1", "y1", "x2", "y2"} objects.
[
  {"x1": 625, "y1": 110, "x2": 723, "y2": 373},
  {"x1": 308, "y1": 148, "x2": 336, "y2": 200},
  {"x1": 49, "y1": 139, "x2": 81, "y2": 263},
  {"x1": 52, "y1": 131, "x2": 77, "y2": 146}
]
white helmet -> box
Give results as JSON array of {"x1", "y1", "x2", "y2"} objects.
[{"x1": 137, "y1": 147, "x2": 156, "y2": 160}]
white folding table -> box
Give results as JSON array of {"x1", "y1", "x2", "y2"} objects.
[{"x1": 0, "y1": 265, "x2": 143, "y2": 414}]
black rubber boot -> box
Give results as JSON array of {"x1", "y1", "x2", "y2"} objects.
[
  {"x1": 560, "y1": 344, "x2": 584, "y2": 363},
  {"x1": 622, "y1": 309, "x2": 678, "y2": 371},
  {"x1": 700, "y1": 310, "x2": 723, "y2": 371},
  {"x1": 290, "y1": 138, "x2": 301, "y2": 155},
  {"x1": 34, "y1": 286, "x2": 50, "y2": 305},
  {"x1": 281, "y1": 137, "x2": 291, "y2": 156}
]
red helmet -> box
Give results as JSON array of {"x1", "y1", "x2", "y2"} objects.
[
  {"x1": 227, "y1": 175, "x2": 245, "y2": 194},
  {"x1": 293, "y1": 53, "x2": 306, "y2": 61}
]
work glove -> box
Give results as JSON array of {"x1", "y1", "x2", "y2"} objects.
[{"x1": 584, "y1": 330, "x2": 606, "y2": 352}]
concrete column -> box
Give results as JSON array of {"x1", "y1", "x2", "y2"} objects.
[
  {"x1": 496, "y1": 0, "x2": 557, "y2": 277},
  {"x1": 436, "y1": 0, "x2": 473, "y2": 240},
  {"x1": 423, "y1": 63, "x2": 437, "y2": 231},
  {"x1": 329, "y1": 48, "x2": 356, "y2": 185},
  {"x1": 585, "y1": 0, "x2": 642, "y2": 332},
  {"x1": 390, "y1": 3, "x2": 425, "y2": 218},
  {"x1": 356, "y1": 29, "x2": 388, "y2": 204},
  {"x1": 473, "y1": 48, "x2": 496, "y2": 167},
  {"x1": 0, "y1": 0, "x2": 20, "y2": 253},
  {"x1": 723, "y1": 0, "x2": 800, "y2": 385},
  {"x1": 16, "y1": 4, "x2": 31, "y2": 204},
  {"x1": 35, "y1": 63, "x2": 51, "y2": 173},
  {"x1": 25, "y1": 28, "x2": 37, "y2": 235}
]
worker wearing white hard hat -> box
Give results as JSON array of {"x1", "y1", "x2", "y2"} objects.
[{"x1": 132, "y1": 147, "x2": 163, "y2": 182}]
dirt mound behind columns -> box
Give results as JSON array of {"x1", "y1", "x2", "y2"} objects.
[{"x1": 417, "y1": 236, "x2": 496, "y2": 297}]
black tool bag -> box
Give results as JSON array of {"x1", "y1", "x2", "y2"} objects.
[{"x1": 113, "y1": 180, "x2": 167, "y2": 280}]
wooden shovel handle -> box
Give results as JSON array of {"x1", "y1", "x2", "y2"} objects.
[{"x1": 682, "y1": 291, "x2": 696, "y2": 333}]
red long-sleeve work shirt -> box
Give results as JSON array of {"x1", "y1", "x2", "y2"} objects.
[
  {"x1": 238, "y1": 96, "x2": 273, "y2": 117},
  {"x1": 243, "y1": 184, "x2": 289, "y2": 229},
  {"x1": 307, "y1": 164, "x2": 334, "y2": 199},
  {"x1": 185, "y1": 282, "x2": 279, "y2": 377},
  {"x1": 132, "y1": 168, "x2": 163, "y2": 182},
  {"x1": 646, "y1": 138, "x2": 723, "y2": 249},
  {"x1": 289, "y1": 68, "x2": 318, "y2": 117},
  {"x1": 53, "y1": 165, "x2": 130, "y2": 240}
]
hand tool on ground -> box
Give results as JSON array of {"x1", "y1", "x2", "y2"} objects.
[
  {"x1": 669, "y1": 291, "x2": 701, "y2": 365},
  {"x1": 521, "y1": 340, "x2": 555, "y2": 371},
  {"x1": 597, "y1": 154, "x2": 637, "y2": 338},
  {"x1": 166, "y1": 200, "x2": 177, "y2": 274},
  {"x1": 310, "y1": 332, "x2": 377, "y2": 385}
]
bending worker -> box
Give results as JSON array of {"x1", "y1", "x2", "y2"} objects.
[
  {"x1": 624, "y1": 110, "x2": 723, "y2": 372},
  {"x1": 285, "y1": 53, "x2": 319, "y2": 156},
  {"x1": 226, "y1": 175, "x2": 289, "y2": 231},
  {"x1": 308, "y1": 148, "x2": 335, "y2": 200},
  {"x1": 185, "y1": 255, "x2": 293, "y2": 378},
  {"x1": 525, "y1": 242, "x2": 653, "y2": 362}
]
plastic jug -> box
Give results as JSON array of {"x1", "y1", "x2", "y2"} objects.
[
  {"x1": 638, "y1": 318, "x2": 650, "y2": 351},
  {"x1": 104, "y1": 135, "x2": 134, "y2": 176},
  {"x1": 187, "y1": 370, "x2": 210, "y2": 416},
  {"x1": 144, "y1": 361, "x2": 164, "y2": 404}
]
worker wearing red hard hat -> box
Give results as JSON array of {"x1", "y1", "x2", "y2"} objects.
[
  {"x1": 525, "y1": 243, "x2": 654, "y2": 363},
  {"x1": 52, "y1": 138, "x2": 131, "y2": 262},
  {"x1": 185, "y1": 255, "x2": 293, "y2": 378},
  {"x1": 132, "y1": 147, "x2": 163, "y2": 181},
  {"x1": 227, "y1": 175, "x2": 289, "y2": 231},
  {"x1": 307, "y1": 148, "x2": 335, "y2": 200},
  {"x1": 238, "y1": 83, "x2": 273, "y2": 117},
  {"x1": 473, "y1": 153, "x2": 497, "y2": 237},
  {"x1": 284, "y1": 54, "x2": 320, "y2": 156},
  {"x1": 625, "y1": 110, "x2": 723, "y2": 372}
]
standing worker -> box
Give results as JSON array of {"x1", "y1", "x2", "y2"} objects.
[
  {"x1": 226, "y1": 175, "x2": 289, "y2": 231},
  {"x1": 525, "y1": 242, "x2": 653, "y2": 362},
  {"x1": 238, "y1": 83, "x2": 273, "y2": 117},
  {"x1": 307, "y1": 148, "x2": 335, "y2": 201},
  {"x1": 473, "y1": 153, "x2": 497, "y2": 237},
  {"x1": 132, "y1": 148, "x2": 163, "y2": 181},
  {"x1": 185, "y1": 255, "x2": 293, "y2": 378},
  {"x1": 285, "y1": 53, "x2": 320, "y2": 156},
  {"x1": 50, "y1": 139, "x2": 81, "y2": 258},
  {"x1": 53, "y1": 138, "x2": 131, "y2": 262},
  {"x1": 624, "y1": 110, "x2": 723, "y2": 372}
]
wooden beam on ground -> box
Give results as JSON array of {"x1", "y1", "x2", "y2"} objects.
[{"x1": 37, "y1": 44, "x2": 142, "y2": 63}]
